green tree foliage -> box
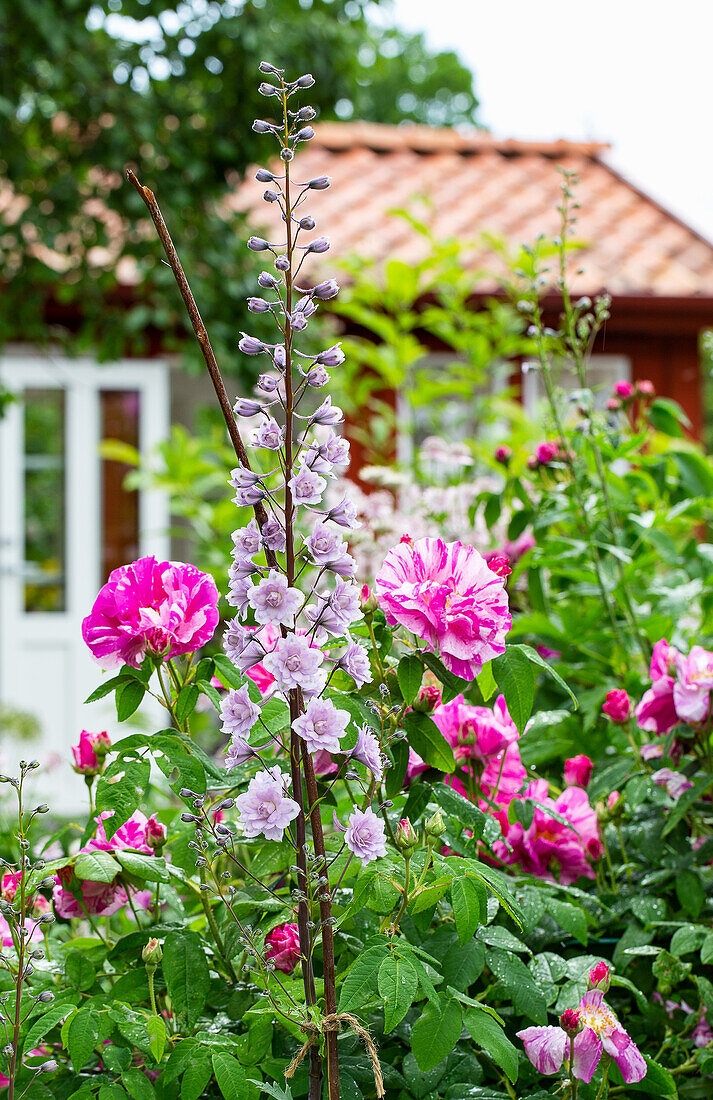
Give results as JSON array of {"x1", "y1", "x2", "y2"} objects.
[{"x1": 0, "y1": 0, "x2": 478, "y2": 377}]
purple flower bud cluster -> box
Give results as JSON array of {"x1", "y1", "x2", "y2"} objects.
[{"x1": 220, "y1": 65, "x2": 381, "y2": 866}]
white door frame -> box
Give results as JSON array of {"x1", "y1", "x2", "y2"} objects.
[{"x1": 0, "y1": 349, "x2": 170, "y2": 807}]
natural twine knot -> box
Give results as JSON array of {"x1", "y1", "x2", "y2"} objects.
[{"x1": 285, "y1": 1011, "x2": 385, "y2": 1098}]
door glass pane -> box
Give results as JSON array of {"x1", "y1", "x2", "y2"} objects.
[
  {"x1": 23, "y1": 388, "x2": 66, "y2": 612},
  {"x1": 101, "y1": 390, "x2": 140, "y2": 582}
]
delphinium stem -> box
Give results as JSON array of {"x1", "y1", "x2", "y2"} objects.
[{"x1": 280, "y1": 88, "x2": 337, "y2": 1100}]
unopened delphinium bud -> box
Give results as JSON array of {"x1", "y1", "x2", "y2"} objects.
[
  {"x1": 306, "y1": 236, "x2": 329, "y2": 254},
  {"x1": 313, "y1": 278, "x2": 339, "y2": 300},
  {"x1": 308, "y1": 176, "x2": 330, "y2": 190},
  {"x1": 256, "y1": 167, "x2": 276, "y2": 182}
]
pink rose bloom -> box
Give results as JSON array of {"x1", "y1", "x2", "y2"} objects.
[
  {"x1": 518, "y1": 988, "x2": 646, "y2": 1083},
  {"x1": 651, "y1": 638, "x2": 677, "y2": 680},
  {"x1": 433, "y1": 694, "x2": 518, "y2": 764},
  {"x1": 265, "y1": 922, "x2": 301, "y2": 974},
  {"x1": 614, "y1": 380, "x2": 634, "y2": 399},
  {"x1": 495, "y1": 778, "x2": 602, "y2": 884},
  {"x1": 375, "y1": 537, "x2": 511, "y2": 680},
  {"x1": 673, "y1": 646, "x2": 713, "y2": 724},
  {"x1": 88, "y1": 811, "x2": 159, "y2": 855},
  {"x1": 564, "y1": 754, "x2": 593, "y2": 788},
  {"x1": 82, "y1": 556, "x2": 219, "y2": 670},
  {"x1": 71, "y1": 730, "x2": 111, "y2": 776},
  {"x1": 53, "y1": 871, "x2": 151, "y2": 919},
  {"x1": 692, "y1": 1007, "x2": 713, "y2": 1048},
  {"x1": 602, "y1": 690, "x2": 631, "y2": 723},
  {"x1": 405, "y1": 747, "x2": 429, "y2": 785},
  {"x1": 635, "y1": 677, "x2": 678, "y2": 735},
  {"x1": 448, "y1": 741, "x2": 527, "y2": 834},
  {"x1": 0, "y1": 912, "x2": 43, "y2": 948},
  {"x1": 1, "y1": 872, "x2": 21, "y2": 902}
]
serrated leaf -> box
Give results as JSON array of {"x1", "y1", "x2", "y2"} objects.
[
  {"x1": 339, "y1": 944, "x2": 390, "y2": 1012},
  {"x1": 662, "y1": 775, "x2": 713, "y2": 836},
  {"x1": 463, "y1": 1006, "x2": 518, "y2": 1084},
  {"x1": 67, "y1": 1007, "x2": 100, "y2": 1072},
  {"x1": 432, "y1": 784, "x2": 486, "y2": 840},
  {"x1": 180, "y1": 1051, "x2": 212, "y2": 1100},
  {"x1": 492, "y1": 648, "x2": 535, "y2": 733},
  {"x1": 212, "y1": 1051, "x2": 247, "y2": 1098},
  {"x1": 378, "y1": 954, "x2": 419, "y2": 1032},
  {"x1": 116, "y1": 679, "x2": 146, "y2": 722},
  {"x1": 212, "y1": 653, "x2": 243, "y2": 689},
  {"x1": 403, "y1": 711, "x2": 455, "y2": 772},
  {"x1": 513, "y1": 643, "x2": 578, "y2": 708},
  {"x1": 476, "y1": 662, "x2": 497, "y2": 702},
  {"x1": 486, "y1": 948, "x2": 547, "y2": 1024},
  {"x1": 116, "y1": 851, "x2": 169, "y2": 883},
  {"x1": 175, "y1": 684, "x2": 200, "y2": 723},
  {"x1": 411, "y1": 995, "x2": 462, "y2": 1072},
  {"x1": 163, "y1": 931, "x2": 210, "y2": 1026},
  {"x1": 74, "y1": 851, "x2": 121, "y2": 883},
  {"x1": 122, "y1": 1069, "x2": 156, "y2": 1100},
  {"x1": 146, "y1": 1015, "x2": 166, "y2": 1064},
  {"x1": 546, "y1": 897, "x2": 588, "y2": 944},
  {"x1": 451, "y1": 876, "x2": 485, "y2": 944},
  {"x1": 397, "y1": 654, "x2": 423, "y2": 704},
  {"x1": 23, "y1": 1002, "x2": 75, "y2": 1054}
]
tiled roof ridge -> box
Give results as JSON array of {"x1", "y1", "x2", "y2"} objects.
[{"x1": 312, "y1": 120, "x2": 610, "y2": 158}]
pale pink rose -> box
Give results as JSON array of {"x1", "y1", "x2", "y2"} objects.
[
  {"x1": 518, "y1": 988, "x2": 646, "y2": 1083},
  {"x1": 650, "y1": 638, "x2": 677, "y2": 681},
  {"x1": 71, "y1": 730, "x2": 111, "y2": 776},
  {"x1": 564, "y1": 755, "x2": 594, "y2": 788},
  {"x1": 375, "y1": 537, "x2": 511, "y2": 680},
  {"x1": 264, "y1": 922, "x2": 301, "y2": 974},
  {"x1": 82, "y1": 556, "x2": 219, "y2": 669},
  {"x1": 673, "y1": 646, "x2": 713, "y2": 724}
]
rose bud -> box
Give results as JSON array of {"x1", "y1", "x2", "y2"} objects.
[
  {"x1": 142, "y1": 938, "x2": 163, "y2": 967},
  {"x1": 614, "y1": 380, "x2": 634, "y2": 399},
  {"x1": 395, "y1": 818, "x2": 418, "y2": 853},
  {"x1": 587, "y1": 961, "x2": 611, "y2": 992},
  {"x1": 602, "y1": 689, "x2": 631, "y2": 724},
  {"x1": 424, "y1": 809, "x2": 447, "y2": 839},
  {"x1": 413, "y1": 685, "x2": 441, "y2": 715},
  {"x1": 145, "y1": 816, "x2": 166, "y2": 851},
  {"x1": 359, "y1": 584, "x2": 378, "y2": 615},
  {"x1": 559, "y1": 1008, "x2": 581, "y2": 1037},
  {"x1": 563, "y1": 755, "x2": 594, "y2": 789},
  {"x1": 264, "y1": 922, "x2": 301, "y2": 974},
  {"x1": 494, "y1": 444, "x2": 512, "y2": 465},
  {"x1": 71, "y1": 730, "x2": 111, "y2": 777},
  {"x1": 637, "y1": 379, "x2": 655, "y2": 396},
  {"x1": 487, "y1": 554, "x2": 512, "y2": 579}
]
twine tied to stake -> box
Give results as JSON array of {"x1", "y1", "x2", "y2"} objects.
[{"x1": 284, "y1": 1012, "x2": 385, "y2": 1098}]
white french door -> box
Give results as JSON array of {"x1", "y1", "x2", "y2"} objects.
[{"x1": 0, "y1": 351, "x2": 169, "y2": 809}]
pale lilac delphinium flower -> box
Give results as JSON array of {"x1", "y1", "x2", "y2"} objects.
[
  {"x1": 333, "y1": 637, "x2": 372, "y2": 688},
  {"x1": 344, "y1": 807, "x2": 387, "y2": 866},
  {"x1": 248, "y1": 570, "x2": 303, "y2": 627},
  {"x1": 232, "y1": 519, "x2": 262, "y2": 560},
  {"x1": 351, "y1": 725, "x2": 383, "y2": 781},
  {"x1": 220, "y1": 684, "x2": 260, "y2": 739},
  {"x1": 224, "y1": 733, "x2": 254, "y2": 770},
  {"x1": 235, "y1": 767, "x2": 300, "y2": 841},
  {"x1": 263, "y1": 634, "x2": 326, "y2": 694},
  {"x1": 292, "y1": 698, "x2": 350, "y2": 754}
]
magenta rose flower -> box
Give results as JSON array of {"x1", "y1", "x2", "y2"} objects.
[
  {"x1": 602, "y1": 689, "x2": 631, "y2": 724},
  {"x1": 374, "y1": 537, "x2": 511, "y2": 680},
  {"x1": 71, "y1": 730, "x2": 111, "y2": 776},
  {"x1": 264, "y1": 922, "x2": 301, "y2": 974},
  {"x1": 82, "y1": 556, "x2": 219, "y2": 669},
  {"x1": 433, "y1": 693, "x2": 518, "y2": 765},
  {"x1": 614, "y1": 379, "x2": 634, "y2": 399}
]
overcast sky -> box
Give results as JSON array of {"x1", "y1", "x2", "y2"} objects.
[{"x1": 388, "y1": 0, "x2": 713, "y2": 240}]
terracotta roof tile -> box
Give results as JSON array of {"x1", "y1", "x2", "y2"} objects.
[{"x1": 233, "y1": 122, "x2": 713, "y2": 299}]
